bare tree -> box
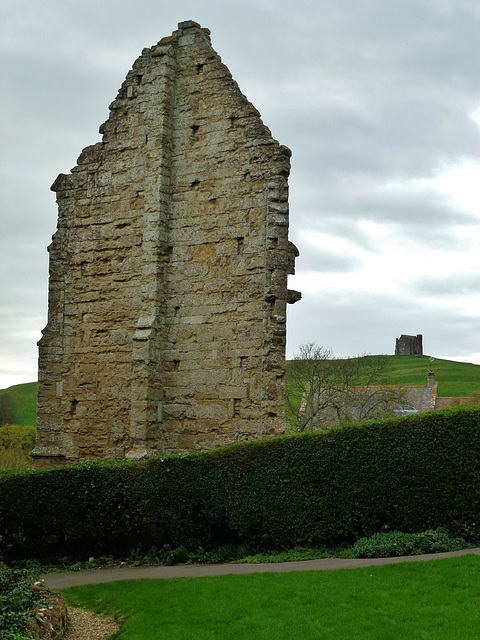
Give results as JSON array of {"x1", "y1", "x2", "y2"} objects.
[
  {"x1": 286, "y1": 344, "x2": 407, "y2": 432},
  {"x1": 286, "y1": 344, "x2": 336, "y2": 432}
]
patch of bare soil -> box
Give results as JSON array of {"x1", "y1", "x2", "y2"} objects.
[{"x1": 64, "y1": 607, "x2": 121, "y2": 640}]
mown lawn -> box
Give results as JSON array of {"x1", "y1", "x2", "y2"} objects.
[
  {"x1": 61, "y1": 555, "x2": 480, "y2": 640},
  {"x1": 384, "y1": 355, "x2": 480, "y2": 397}
]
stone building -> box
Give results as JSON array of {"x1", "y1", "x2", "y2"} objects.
[
  {"x1": 395, "y1": 334, "x2": 423, "y2": 356},
  {"x1": 33, "y1": 21, "x2": 300, "y2": 466}
]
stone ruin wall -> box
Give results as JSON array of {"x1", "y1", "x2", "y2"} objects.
[
  {"x1": 395, "y1": 334, "x2": 423, "y2": 356},
  {"x1": 33, "y1": 21, "x2": 300, "y2": 465}
]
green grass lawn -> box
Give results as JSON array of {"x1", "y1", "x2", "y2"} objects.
[{"x1": 62, "y1": 555, "x2": 480, "y2": 640}]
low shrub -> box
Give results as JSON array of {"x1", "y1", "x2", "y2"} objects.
[
  {"x1": 0, "y1": 407, "x2": 479, "y2": 559},
  {"x1": 0, "y1": 568, "x2": 43, "y2": 640},
  {"x1": 240, "y1": 546, "x2": 333, "y2": 564},
  {"x1": 163, "y1": 546, "x2": 190, "y2": 566},
  {"x1": 346, "y1": 528, "x2": 470, "y2": 558},
  {"x1": 0, "y1": 426, "x2": 35, "y2": 471}
]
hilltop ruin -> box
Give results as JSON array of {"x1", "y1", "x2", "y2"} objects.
[{"x1": 395, "y1": 334, "x2": 423, "y2": 356}]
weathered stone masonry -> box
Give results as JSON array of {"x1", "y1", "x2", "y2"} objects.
[{"x1": 33, "y1": 21, "x2": 300, "y2": 465}]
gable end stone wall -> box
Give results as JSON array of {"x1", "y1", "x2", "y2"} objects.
[{"x1": 33, "y1": 21, "x2": 300, "y2": 465}]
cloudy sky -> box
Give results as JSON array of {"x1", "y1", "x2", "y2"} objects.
[{"x1": 1, "y1": 0, "x2": 479, "y2": 389}]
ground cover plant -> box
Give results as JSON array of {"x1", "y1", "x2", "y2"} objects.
[
  {"x1": 237, "y1": 528, "x2": 472, "y2": 563},
  {"x1": 61, "y1": 555, "x2": 480, "y2": 640},
  {"x1": 0, "y1": 567, "x2": 44, "y2": 640},
  {"x1": 346, "y1": 528, "x2": 470, "y2": 558},
  {"x1": 14, "y1": 525, "x2": 472, "y2": 572}
]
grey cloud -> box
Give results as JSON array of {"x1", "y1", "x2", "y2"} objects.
[
  {"x1": 244, "y1": 1, "x2": 480, "y2": 188},
  {"x1": 311, "y1": 219, "x2": 384, "y2": 255},
  {"x1": 319, "y1": 188, "x2": 476, "y2": 227},
  {"x1": 295, "y1": 242, "x2": 364, "y2": 274},
  {"x1": 0, "y1": 246, "x2": 48, "y2": 309},
  {"x1": 278, "y1": 99, "x2": 480, "y2": 185},
  {"x1": 5, "y1": 56, "x2": 113, "y2": 131},
  {"x1": 289, "y1": 171, "x2": 477, "y2": 255},
  {"x1": 409, "y1": 273, "x2": 480, "y2": 298}
]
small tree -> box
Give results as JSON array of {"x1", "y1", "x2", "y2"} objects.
[
  {"x1": 0, "y1": 394, "x2": 15, "y2": 427},
  {"x1": 286, "y1": 344, "x2": 406, "y2": 431},
  {"x1": 286, "y1": 344, "x2": 336, "y2": 432}
]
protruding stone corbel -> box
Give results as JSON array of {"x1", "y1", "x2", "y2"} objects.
[{"x1": 287, "y1": 289, "x2": 302, "y2": 304}]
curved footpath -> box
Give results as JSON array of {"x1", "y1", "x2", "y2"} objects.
[{"x1": 42, "y1": 547, "x2": 480, "y2": 590}]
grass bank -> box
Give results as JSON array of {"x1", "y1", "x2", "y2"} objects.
[
  {"x1": 0, "y1": 382, "x2": 37, "y2": 426},
  {"x1": 62, "y1": 554, "x2": 480, "y2": 640},
  {"x1": 384, "y1": 355, "x2": 480, "y2": 397}
]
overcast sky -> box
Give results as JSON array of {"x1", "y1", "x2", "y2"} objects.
[{"x1": 1, "y1": 0, "x2": 479, "y2": 389}]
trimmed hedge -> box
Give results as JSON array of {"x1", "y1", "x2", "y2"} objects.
[{"x1": 0, "y1": 407, "x2": 479, "y2": 558}]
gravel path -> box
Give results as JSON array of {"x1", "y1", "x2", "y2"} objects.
[{"x1": 64, "y1": 607, "x2": 120, "y2": 640}]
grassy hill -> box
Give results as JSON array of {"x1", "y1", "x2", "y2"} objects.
[
  {"x1": 384, "y1": 355, "x2": 480, "y2": 397},
  {"x1": 1, "y1": 356, "x2": 479, "y2": 430},
  {"x1": 0, "y1": 382, "x2": 37, "y2": 426},
  {"x1": 286, "y1": 354, "x2": 480, "y2": 401}
]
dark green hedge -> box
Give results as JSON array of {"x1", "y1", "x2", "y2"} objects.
[{"x1": 0, "y1": 407, "x2": 479, "y2": 557}]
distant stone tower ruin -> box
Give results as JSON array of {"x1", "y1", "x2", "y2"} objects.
[
  {"x1": 395, "y1": 334, "x2": 423, "y2": 356},
  {"x1": 33, "y1": 21, "x2": 300, "y2": 466}
]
